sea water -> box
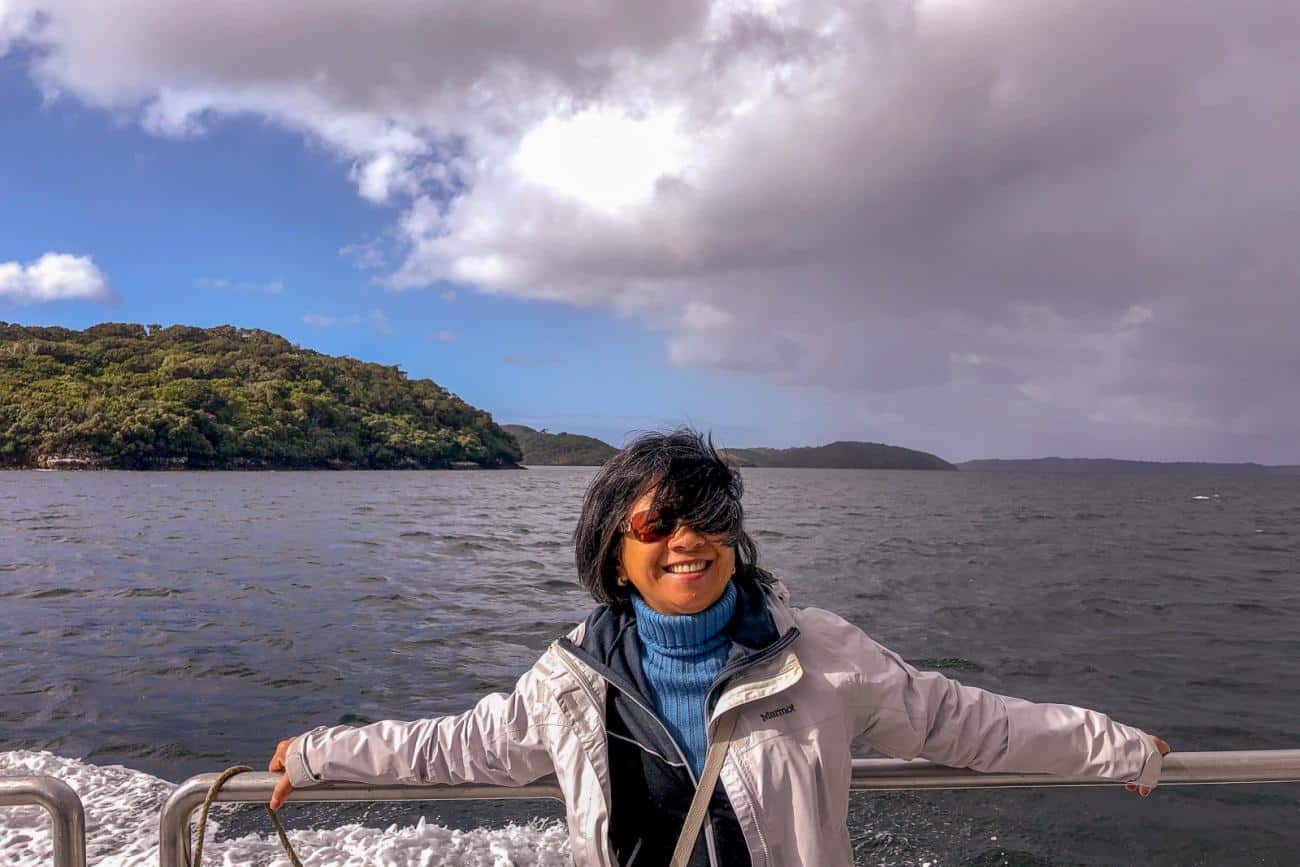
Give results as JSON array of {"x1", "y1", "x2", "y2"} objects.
[{"x1": 3, "y1": 468, "x2": 1298, "y2": 865}]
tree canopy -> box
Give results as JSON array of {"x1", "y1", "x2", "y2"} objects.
[
  {"x1": 501, "y1": 424, "x2": 618, "y2": 465},
  {"x1": 0, "y1": 322, "x2": 521, "y2": 469}
]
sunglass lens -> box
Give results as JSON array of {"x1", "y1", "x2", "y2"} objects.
[{"x1": 629, "y1": 508, "x2": 675, "y2": 543}]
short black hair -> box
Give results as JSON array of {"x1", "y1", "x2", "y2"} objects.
[{"x1": 573, "y1": 427, "x2": 763, "y2": 609}]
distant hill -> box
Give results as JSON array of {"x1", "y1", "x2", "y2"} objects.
[
  {"x1": 0, "y1": 322, "x2": 521, "y2": 469},
  {"x1": 502, "y1": 425, "x2": 618, "y2": 465},
  {"x1": 723, "y1": 441, "x2": 955, "y2": 470},
  {"x1": 503, "y1": 429, "x2": 955, "y2": 470},
  {"x1": 959, "y1": 458, "x2": 1300, "y2": 477}
]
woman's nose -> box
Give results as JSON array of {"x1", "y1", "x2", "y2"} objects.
[{"x1": 669, "y1": 523, "x2": 708, "y2": 548}]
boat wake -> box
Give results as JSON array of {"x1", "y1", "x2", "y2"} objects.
[{"x1": 0, "y1": 751, "x2": 571, "y2": 866}]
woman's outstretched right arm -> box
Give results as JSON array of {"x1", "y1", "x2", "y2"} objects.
[{"x1": 268, "y1": 664, "x2": 556, "y2": 810}]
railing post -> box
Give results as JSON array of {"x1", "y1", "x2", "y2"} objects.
[
  {"x1": 159, "y1": 775, "x2": 210, "y2": 867},
  {"x1": 0, "y1": 776, "x2": 87, "y2": 867}
]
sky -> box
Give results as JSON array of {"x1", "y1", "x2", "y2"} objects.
[{"x1": 1, "y1": 1, "x2": 1297, "y2": 463}]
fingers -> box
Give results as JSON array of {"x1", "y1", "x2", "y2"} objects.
[
  {"x1": 269, "y1": 737, "x2": 294, "y2": 772},
  {"x1": 269, "y1": 775, "x2": 294, "y2": 811},
  {"x1": 1153, "y1": 735, "x2": 1172, "y2": 756},
  {"x1": 269, "y1": 737, "x2": 297, "y2": 810}
]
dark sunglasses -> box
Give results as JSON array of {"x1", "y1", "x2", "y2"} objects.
[{"x1": 624, "y1": 506, "x2": 736, "y2": 544}]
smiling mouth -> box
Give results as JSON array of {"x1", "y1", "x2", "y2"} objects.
[{"x1": 663, "y1": 559, "x2": 711, "y2": 575}]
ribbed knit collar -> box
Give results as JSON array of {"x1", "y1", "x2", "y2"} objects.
[{"x1": 631, "y1": 581, "x2": 737, "y2": 651}]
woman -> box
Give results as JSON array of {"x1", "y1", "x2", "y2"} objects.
[{"x1": 269, "y1": 429, "x2": 1170, "y2": 866}]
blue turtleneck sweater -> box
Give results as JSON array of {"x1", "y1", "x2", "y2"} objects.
[{"x1": 630, "y1": 582, "x2": 738, "y2": 777}]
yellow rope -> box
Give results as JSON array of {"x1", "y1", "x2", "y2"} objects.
[{"x1": 190, "y1": 765, "x2": 304, "y2": 867}]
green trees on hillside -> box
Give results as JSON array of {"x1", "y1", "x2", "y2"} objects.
[
  {"x1": 0, "y1": 322, "x2": 521, "y2": 469},
  {"x1": 501, "y1": 424, "x2": 618, "y2": 465}
]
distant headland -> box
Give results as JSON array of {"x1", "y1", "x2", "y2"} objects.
[
  {"x1": 0, "y1": 322, "x2": 520, "y2": 469},
  {"x1": 507, "y1": 426, "x2": 955, "y2": 470},
  {"x1": 722, "y1": 442, "x2": 955, "y2": 470},
  {"x1": 501, "y1": 425, "x2": 619, "y2": 466}
]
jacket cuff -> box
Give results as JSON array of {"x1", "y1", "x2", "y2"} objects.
[{"x1": 285, "y1": 726, "x2": 329, "y2": 788}]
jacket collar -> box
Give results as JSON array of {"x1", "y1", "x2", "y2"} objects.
[
  {"x1": 582, "y1": 566, "x2": 785, "y2": 650},
  {"x1": 561, "y1": 567, "x2": 797, "y2": 708}
]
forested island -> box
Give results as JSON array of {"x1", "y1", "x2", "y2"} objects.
[
  {"x1": 0, "y1": 322, "x2": 521, "y2": 469},
  {"x1": 502, "y1": 425, "x2": 618, "y2": 465}
]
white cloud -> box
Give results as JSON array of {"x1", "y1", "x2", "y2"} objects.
[
  {"x1": 367, "y1": 309, "x2": 392, "y2": 336},
  {"x1": 200, "y1": 276, "x2": 282, "y2": 293},
  {"x1": 301, "y1": 312, "x2": 360, "y2": 327},
  {"x1": 0, "y1": 253, "x2": 113, "y2": 304},
  {"x1": 512, "y1": 108, "x2": 691, "y2": 213},
  {"x1": 0, "y1": 5, "x2": 35, "y2": 55},
  {"x1": 425, "y1": 329, "x2": 460, "y2": 343},
  {"x1": 339, "y1": 241, "x2": 387, "y2": 271},
  {"x1": 300, "y1": 310, "x2": 392, "y2": 336}
]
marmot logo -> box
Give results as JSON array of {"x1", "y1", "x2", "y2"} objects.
[{"x1": 760, "y1": 703, "x2": 795, "y2": 722}]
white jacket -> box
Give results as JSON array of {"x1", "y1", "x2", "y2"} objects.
[{"x1": 286, "y1": 581, "x2": 1162, "y2": 866}]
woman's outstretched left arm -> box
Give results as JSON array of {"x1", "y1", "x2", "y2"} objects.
[{"x1": 845, "y1": 626, "x2": 1171, "y2": 794}]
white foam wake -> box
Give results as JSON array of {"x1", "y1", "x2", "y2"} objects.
[{"x1": 0, "y1": 751, "x2": 570, "y2": 866}]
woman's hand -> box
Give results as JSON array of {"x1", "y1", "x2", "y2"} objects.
[
  {"x1": 1125, "y1": 734, "x2": 1172, "y2": 797},
  {"x1": 268, "y1": 737, "x2": 297, "y2": 810}
]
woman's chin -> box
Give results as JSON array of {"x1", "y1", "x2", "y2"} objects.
[{"x1": 658, "y1": 575, "x2": 727, "y2": 613}]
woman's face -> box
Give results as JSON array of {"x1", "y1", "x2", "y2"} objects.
[{"x1": 618, "y1": 488, "x2": 736, "y2": 616}]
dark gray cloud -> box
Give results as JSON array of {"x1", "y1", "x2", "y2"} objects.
[{"x1": 4, "y1": 0, "x2": 1297, "y2": 459}]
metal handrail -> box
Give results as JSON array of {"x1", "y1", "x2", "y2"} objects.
[
  {"x1": 159, "y1": 749, "x2": 1300, "y2": 866},
  {"x1": 850, "y1": 749, "x2": 1300, "y2": 789},
  {"x1": 0, "y1": 775, "x2": 87, "y2": 867},
  {"x1": 159, "y1": 775, "x2": 563, "y2": 866}
]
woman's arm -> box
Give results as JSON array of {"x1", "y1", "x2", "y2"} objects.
[
  {"x1": 848, "y1": 629, "x2": 1167, "y2": 790},
  {"x1": 268, "y1": 664, "x2": 556, "y2": 809}
]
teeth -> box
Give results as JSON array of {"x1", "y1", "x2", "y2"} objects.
[{"x1": 666, "y1": 561, "x2": 709, "y2": 573}]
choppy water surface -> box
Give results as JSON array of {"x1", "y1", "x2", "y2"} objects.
[{"x1": 2, "y1": 468, "x2": 1298, "y2": 865}]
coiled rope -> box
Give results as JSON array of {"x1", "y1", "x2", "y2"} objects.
[{"x1": 189, "y1": 765, "x2": 303, "y2": 867}]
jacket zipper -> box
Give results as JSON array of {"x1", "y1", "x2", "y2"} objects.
[
  {"x1": 556, "y1": 625, "x2": 801, "y2": 867},
  {"x1": 730, "y1": 747, "x2": 772, "y2": 867},
  {"x1": 554, "y1": 642, "x2": 721, "y2": 867},
  {"x1": 699, "y1": 628, "x2": 801, "y2": 867},
  {"x1": 703, "y1": 627, "x2": 800, "y2": 718}
]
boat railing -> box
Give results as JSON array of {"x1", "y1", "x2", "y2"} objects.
[
  {"x1": 159, "y1": 749, "x2": 1300, "y2": 867},
  {"x1": 0, "y1": 775, "x2": 87, "y2": 867}
]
